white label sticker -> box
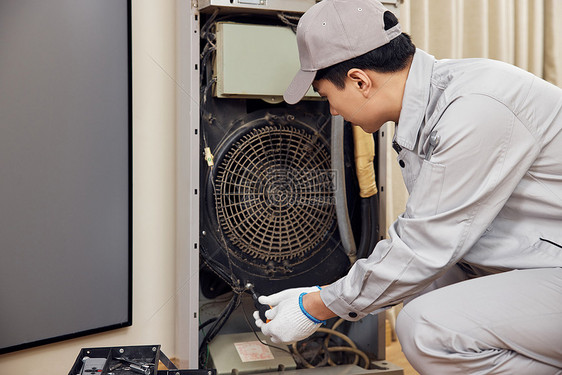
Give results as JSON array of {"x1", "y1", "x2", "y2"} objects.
[{"x1": 234, "y1": 340, "x2": 275, "y2": 362}]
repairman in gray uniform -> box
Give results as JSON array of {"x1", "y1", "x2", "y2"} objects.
[{"x1": 253, "y1": 0, "x2": 562, "y2": 373}]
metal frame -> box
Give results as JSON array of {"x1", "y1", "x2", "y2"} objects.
[
  {"x1": 176, "y1": 0, "x2": 201, "y2": 368},
  {"x1": 376, "y1": 122, "x2": 390, "y2": 360}
]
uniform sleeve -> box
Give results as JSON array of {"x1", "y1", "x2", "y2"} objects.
[{"x1": 321, "y1": 95, "x2": 541, "y2": 321}]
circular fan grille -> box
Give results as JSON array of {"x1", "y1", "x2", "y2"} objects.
[{"x1": 214, "y1": 125, "x2": 335, "y2": 269}]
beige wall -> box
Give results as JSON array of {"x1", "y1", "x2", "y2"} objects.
[{"x1": 0, "y1": 1, "x2": 178, "y2": 373}]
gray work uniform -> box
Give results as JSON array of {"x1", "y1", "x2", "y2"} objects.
[{"x1": 320, "y1": 49, "x2": 562, "y2": 374}]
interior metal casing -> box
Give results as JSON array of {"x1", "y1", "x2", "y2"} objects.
[
  {"x1": 215, "y1": 22, "x2": 318, "y2": 102},
  {"x1": 208, "y1": 332, "x2": 297, "y2": 375}
]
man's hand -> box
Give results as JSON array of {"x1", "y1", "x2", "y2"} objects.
[{"x1": 253, "y1": 286, "x2": 323, "y2": 344}]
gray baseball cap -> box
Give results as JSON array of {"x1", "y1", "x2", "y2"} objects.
[{"x1": 284, "y1": 0, "x2": 402, "y2": 105}]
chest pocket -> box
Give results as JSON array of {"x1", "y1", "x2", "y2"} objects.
[
  {"x1": 397, "y1": 150, "x2": 423, "y2": 194},
  {"x1": 404, "y1": 160, "x2": 446, "y2": 218}
]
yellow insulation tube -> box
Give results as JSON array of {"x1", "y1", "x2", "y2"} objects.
[{"x1": 352, "y1": 125, "x2": 377, "y2": 197}]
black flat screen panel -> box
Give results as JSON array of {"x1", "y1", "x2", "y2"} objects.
[{"x1": 0, "y1": 0, "x2": 131, "y2": 354}]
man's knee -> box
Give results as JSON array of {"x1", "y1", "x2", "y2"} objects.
[
  {"x1": 396, "y1": 299, "x2": 431, "y2": 372},
  {"x1": 395, "y1": 295, "x2": 454, "y2": 374}
]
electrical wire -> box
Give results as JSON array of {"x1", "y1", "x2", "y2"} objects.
[
  {"x1": 322, "y1": 319, "x2": 360, "y2": 366},
  {"x1": 239, "y1": 295, "x2": 294, "y2": 356},
  {"x1": 199, "y1": 317, "x2": 218, "y2": 331},
  {"x1": 238, "y1": 292, "x2": 371, "y2": 370},
  {"x1": 277, "y1": 12, "x2": 300, "y2": 33},
  {"x1": 198, "y1": 291, "x2": 243, "y2": 368},
  {"x1": 291, "y1": 339, "x2": 330, "y2": 368},
  {"x1": 327, "y1": 346, "x2": 370, "y2": 368},
  {"x1": 290, "y1": 319, "x2": 372, "y2": 369},
  {"x1": 198, "y1": 164, "x2": 252, "y2": 368}
]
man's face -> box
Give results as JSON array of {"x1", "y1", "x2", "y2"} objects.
[{"x1": 312, "y1": 77, "x2": 390, "y2": 134}]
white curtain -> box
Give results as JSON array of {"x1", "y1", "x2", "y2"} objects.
[{"x1": 385, "y1": 0, "x2": 562, "y2": 230}]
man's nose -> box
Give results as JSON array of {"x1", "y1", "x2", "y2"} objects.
[{"x1": 329, "y1": 106, "x2": 339, "y2": 116}]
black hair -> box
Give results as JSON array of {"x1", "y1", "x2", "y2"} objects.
[{"x1": 315, "y1": 11, "x2": 416, "y2": 89}]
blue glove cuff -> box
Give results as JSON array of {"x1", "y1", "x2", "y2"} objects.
[{"x1": 298, "y1": 292, "x2": 327, "y2": 325}]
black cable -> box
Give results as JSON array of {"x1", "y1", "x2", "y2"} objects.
[
  {"x1": 239, "y1": 295, "x2": 294, "y2": 356},
  {"x1": 296, "y1": 338, "x2": 330, "y2": 368},
  {"x1": 199, "y1": 292, "x2": 242, "y2": 368},
  {"x1": 199, "y1": 245, "x2": 235, "y2": 289},
  {"x1": 198, "y1": 317, "x2": 218, "y2": 331},
  {"x1": 200, "y1": 9, "x2": 219, "y2": 44}
]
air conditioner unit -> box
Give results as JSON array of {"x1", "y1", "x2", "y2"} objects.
[{"x1": 176, "y1": 0, "x2": 400, "y2": 371}]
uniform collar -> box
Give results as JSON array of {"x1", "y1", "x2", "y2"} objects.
[{"x1": 394, "y1": 49, "x2": 435, "y2": 150}]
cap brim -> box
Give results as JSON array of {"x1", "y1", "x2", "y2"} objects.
[{"x1": 283, "y1": 69, "x2": 316, "y2": 105}]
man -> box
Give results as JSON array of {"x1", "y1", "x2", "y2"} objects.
[{"x1": 253, "y1": 0, "x2": 562, "y2": 374}]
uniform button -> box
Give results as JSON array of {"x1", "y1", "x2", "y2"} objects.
[
  {"x1": 399, "y1": 160, "x2": 406, "y2": 168},
  {"x1": 349, "y1": 312, "x2": 357, "y2": 318}
]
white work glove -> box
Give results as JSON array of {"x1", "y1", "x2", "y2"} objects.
[{"x1": 253, "y1": 286, "x2": 324, "y2": 344}]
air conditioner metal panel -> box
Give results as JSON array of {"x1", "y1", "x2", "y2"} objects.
[
  {"x1": 199, "y1": 0, "x2": 316, "y2": 13},
  {"x1": 215, "y1": 22, "x2": 318, "y2": 101},
  {"x1": 208, "y1": 332, "x2": 297, "y2": 375}
]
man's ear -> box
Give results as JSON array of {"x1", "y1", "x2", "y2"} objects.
[{"x1": 347, "y1": 68, "x2": 372, "y2": 97}]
